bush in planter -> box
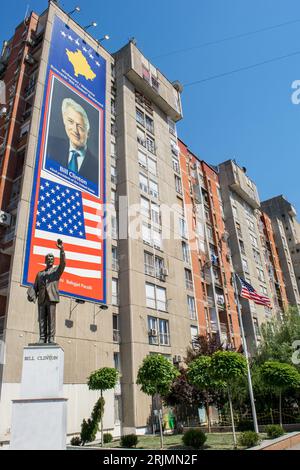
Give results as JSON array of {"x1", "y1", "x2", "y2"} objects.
[
  {"x1": 103, "y1": 433, "x2": 113, "y2": 444},
  {"x1": 238, "y1": 431, "x2": 260, "y2": 448},
  {"x1": 266, "y1": 424, "x2": 285, "y2": 439},
  {"x1": 237, "y1": 419, "x2": 254, "y2": 432},
  {"x1": 70, "y1": 436, "x2": 82, "y2": 446},
  {"x1": 120, "y1": 434, "x2": 139, "y2": 448},
  {"x1": 182, "y1": 429, "x2": 207, "y2": 449}
]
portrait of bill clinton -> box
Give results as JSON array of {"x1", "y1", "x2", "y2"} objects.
[{"x1": 46, "y1": 93, "x2": 99, "y2": 188}]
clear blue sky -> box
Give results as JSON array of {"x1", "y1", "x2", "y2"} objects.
[{"x1": 2, "y1": 0, "x2": 300, "y2": 211}]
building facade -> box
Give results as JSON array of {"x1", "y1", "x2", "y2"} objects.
[
  {"x1": 178, "y1": 140, "x2": 241, "y2": 349},
  {"x1": 218, "y1": 160, "x2": 287, "y2": 352},
  {"x1": 261, "y1": 196, "x2": 300, "y2": 309}
]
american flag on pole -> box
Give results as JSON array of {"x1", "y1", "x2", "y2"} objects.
[
  {"x1": 238, "y1": 276, "x2": 272, "y2": 308},
  {"x1": 27, "y1": 176, "x2": 104, "y2": 300}
]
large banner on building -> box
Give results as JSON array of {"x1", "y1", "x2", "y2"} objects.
[{"x1": 23, "y1": 15, "x2": 106, "y2": 303}]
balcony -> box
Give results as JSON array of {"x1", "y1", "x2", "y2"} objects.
[
  {"x1": 185, "y1": 280, "x2": 193, "y2": 291},
  {"x1": 116, "y1": 42, "x2": 183, "y2": 122},
  {"x1": 223, "y1": 161, "x2": 260, "y2": 209}
]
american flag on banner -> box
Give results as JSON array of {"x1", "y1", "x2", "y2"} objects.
[
  {"x1": 238, "y1": 276, "x2": 272, "y2": 308},
  {"x1": 27, "y1": 176, "x2": 104, "y2": 299}
]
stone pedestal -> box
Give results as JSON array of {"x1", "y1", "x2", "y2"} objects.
[{"x1": 10, "y1": 345, "x2": 67, "y2": 450}]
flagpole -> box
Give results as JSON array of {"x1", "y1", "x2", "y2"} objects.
[{"x1": 233, "y1": 273, "x2": 259, "y2": 434}]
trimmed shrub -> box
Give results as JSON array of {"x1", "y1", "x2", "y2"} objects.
[
  {"x1": 120, "y1": 434, "x2": 139, "y2": 448},
  {"x1": 266, "y1": 424, "x2": 285, "y2": 439},
  {"x1": 80, "y1": 397, "x2": 104, "y2": 445},
  {"x1": 238, "y1": 431, "x2": 260, "y2": 448},
  {"x1": 237, "y1": 419, "x2": 254, "y2": 432},
  {"x1": 70, "y1": 436, "x2": 82, "y2": 446},
  {"x1": 182, "y1": 429, "x2": 207, "y2": 449},
  {"x1": 103, "y1": 433, "x2": 113, "y2": 444}
]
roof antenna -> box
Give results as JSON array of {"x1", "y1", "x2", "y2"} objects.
[{"x1": 24, "y1": 3, "x2": 30, "y2": 24}]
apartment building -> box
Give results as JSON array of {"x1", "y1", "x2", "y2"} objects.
[
  {"x1": 0, "y1": 1, "x2": 207, "y2": 441},
  {"x1": 261, "y1": 196, "x2": 300, "y2": 309},
  {"x1": 178, "y1": 140, "x2": 241, "y2": 349},
  {"x1": 218, "y1": 160, "x2": 286, "y2": 352}
]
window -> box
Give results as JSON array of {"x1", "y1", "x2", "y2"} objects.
[
  {"x1": 185, "y1": 269, "x2": 193, "y2": 290},
  {"x1": 260, "y1": 285, "x2": 268, "y2": 296},
  {"x1": 111, "y1": 98, "x2": 116, "y2": 116},
  {"x1": 151, "y1": 202, "x2": 160, "y2": 225},
  {"x1": 148, "y1": 156, "x2": 157, "y2": 175},
  {"x1": 257, "y1": 267, "x2": 265, "y2": 282},
  {"x1": 139, "y1": 173, "x2": 148, "y2": 193},
  {"x1": 187, "y1": 295, "x2": 196, "y2": 320},
  {"x1": 113, "y1": 314, "x2": 120, "y2": 342},
  {"x1": 111, "y1": 141, "x2": 116, "y2": 157},
  {"x1": 136, "y1": 108, "x2": 145, "y2": 126},
  {"x1": 175, "y1": 175, "x2": 182, "y2": 194},
  {"x1": 149, "y1": 179, "x2": 158, "y2": 198},
  {"x1": 159, "y1": 319, "x2": 170, "y2": 346},
  {"x1": 239, "y1": 239, "x2": 246, "y2": 255},
  {"x1": 236, "y1": 222, "x2": 242, "y2": 238},
  {"x1": 168, "y1": 117, "x2": 177, "y2": 137},
  {"x1": 141, "y1": 196, "x2": 150, "y2": 218},
  {"x1": 250, "y1": 233, "x2": 258, "y2": 248},
  {"x1": 182, "y1": 241, "x2": 190, "y2": 264},
  {"x1": 232, "y1": 205, "x2": 238, "y2": 218},
  {"x1": 114, "y1": 396, "x2": 122, "y2": 424},
  {"x1": 112, "y1": 278, "x2": 119, "y2": 306},
  {"x1": 144, "y1": 255, "x2": 165, "y2": 279},
  {"x1": 148, "y1": 316, "x2": 159, "y2": 345},
  {"x1": 112, "y1": 246, "x2": 118, "y2": 271},
  {"x1": 146, "y1": 283, "x2": 167, "y2": 311},
  {"x1": 253, "y1": 249, "x2": 262, "y2": 266},
  {"x1": 172, "y1": 157, "x2": 180, "y2": 174},
  {"x1": 112, "y1": 214, "x2": 118, "y2": 239},
  {"x1": 171, "y1": 140, "x2": 179, "y2": 157},
  {"x1": 111, "y1": 165, "x2": 117, "y2": 184},
  {"x1": 253, "y1": 317, "x2": 260, "y2": 337},
  {"x1": 146, "y1": 135, "x2": 156, "y2": 154},
  {"x1": 152, "y1": 227, "x2": 162, "y2": 249},
  {"x1": 145, "y1": 115, "x2": 154, "y2": 134},
  {"x1": 138, "y1": 149, "x2": 147, "y2": 168},
  {"x1": 146, "y1": 283, "x2": 156, "y2": 309},
  {"x1": 191, "y1": 325, "x2": 199, "y2": 344},
  {"x1": 179, "y1": 218, "x2": 187, "y2": 239},
  {"x1": 242, "y1": 258, "x2": 249, "y2": 273},
  {"x1": 247, "y1": 218, "x2": 255, "y2": 232},
  {"x1": 114, "y1": 352, "x2": 121, "y2": 373},
  {"x1": 137, "y1": 128, "x2": 146, "y2": 147}
]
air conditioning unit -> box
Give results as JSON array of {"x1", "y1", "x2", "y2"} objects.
[
  {"x1": 0, "y1": 211, "x2": 11, "y2": 227},
  {"x1": 162, "y1": 268, "x2": 169, "y2": 276},
  {"x1": 24, "y1": 54, "x2": 35, "y2": 65},
  {"x1": 26, "y1": 38, "x2": 36, "y2": 47},
  {"x1": 149, "y1": 329, "x2": 157, "y2": 337},
  {"x1": 173, "y1": 355, "x2": 182, "y2": 364}
]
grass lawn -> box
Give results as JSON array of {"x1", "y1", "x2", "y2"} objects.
[{"x1": 101, "y1": 432, "x2": 264, "y2": 450}]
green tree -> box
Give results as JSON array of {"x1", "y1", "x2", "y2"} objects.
[
  {"x1": 85, "y1": 367, "x2": 119, "y2": 446},
  {"x1": 259, "y1": 361, "x2": 300, "y2": 426},
  {"x1": 137, "y1": 354, "x2": 179, "y2": 449},
  {"x1": 187, "y1": 356, "x2": 224, "y2": 432},
  {"x1": 211, "y1": 351, "x2": 247, "y2": 448},
  {"x1": 256, "y1": 307, "x2": 300, "y2": 367}
]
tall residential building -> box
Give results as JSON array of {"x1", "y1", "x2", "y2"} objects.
[
  {"x1": 259, "y1": 212, "x2": 289, "y2": 315},
  {"x1": 261, "y1": 195, "x2": 300, "y2": 308},
  {"x1": 218, "y1": 160, "x2": 286, "y2": 352},
  {"x1": 178, "y1": 140, "x2": 241, "y2": 349},
  {"x1": 0, "y1": 1, "x2": 206, "y2": 442}
]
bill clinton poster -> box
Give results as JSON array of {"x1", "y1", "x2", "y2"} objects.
[{"x1": 23, "y1": 15, "x2": 106, "y2": 303}]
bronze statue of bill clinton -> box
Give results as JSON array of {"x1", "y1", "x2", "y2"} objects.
[{"x1": 27, "y1": 240, "x2": 66, "y2": 344}]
